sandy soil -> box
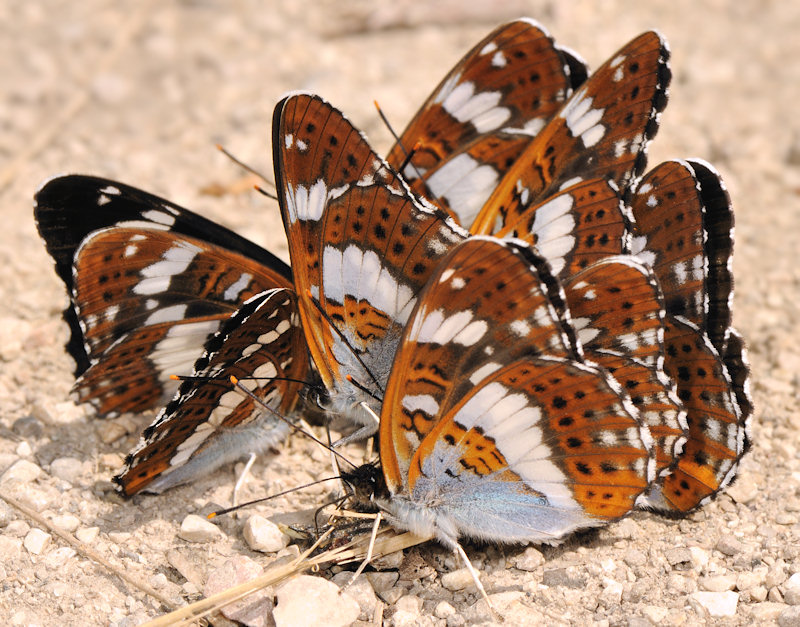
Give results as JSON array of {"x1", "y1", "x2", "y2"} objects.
[{"x1": 1, "y1": 1, "x2": 799, "y2": 625}]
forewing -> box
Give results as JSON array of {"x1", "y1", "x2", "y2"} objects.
[
  {"x1": 114, "y1": 289, "x2": 308, "y2": 495},
  {"x1": 471, "y1": 31, "x2": 670, "y2": 234},
  {"x1": 387, "y1": 19, "x2": 586, "y2": 225}
]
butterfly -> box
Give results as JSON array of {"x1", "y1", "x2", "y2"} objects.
[
  {"x1": 35, "y1": 176, "x2": 310, "y2": 494},
  {"x1": 469, "y1": 30, "x2": 671, "y2": 235},
  {"x1": 342, "y1": 236, "x2": 655, "y2": 549},
  {"x1": 272, "y1": 92, "x2": 468, "y2": 441},
  {"x1": 114, "y1": 288, "x2": 308, "y2": 495},
  {"x1": 626, "y1": 159, "x2": 752, "y2": 513},
  {"x1": 385, "y1": 18, "x2": 588, "y2": 227}
]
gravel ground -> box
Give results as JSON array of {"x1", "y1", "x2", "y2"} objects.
[{"x1": 2, "y1": 1, "x2": 799, "y2": 625}]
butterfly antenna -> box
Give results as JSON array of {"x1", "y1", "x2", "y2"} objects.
[
  {"x1": 304, "y1": 289, "x2": 386, "y2": 395},
  {"x1": 170, "y1": 373, "x2": 314, "y2": 388},
  {"x1": 229, "y1": 376, "x2": 356, "y2": 469},
  {"x1": 254, "y1": 185, "x2": 278, "y2": 201},
  {"x1": 208, "y1": 476, "x2": 346, "y2": 518},
  {"x1": 373, "y1": 100, "x2": 427, "y2": 185},
  {"x1": 215, "y1": 143, "x2": 275, "y2": 188}
]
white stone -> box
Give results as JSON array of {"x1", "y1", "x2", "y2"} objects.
[
  {"x1": 23, "y1": 528, "x2": 51, "y2": 554},
  {"x1": 15, "y1": 441, "x2": 31, "y2": 457},
  {"x1": 1, "y1": 459, "x2": 41, "y2": 483},
  {"x1": 242, "y1": 514, "x2": 289, "y2": 553},
  {"x1": 331, "y1": 572, "x2": 378, "y2": 621},
  {"x1": 51, "y1": 513, "x2": 80, "y2": 533},
  {"x1": 737, "y1": 570, "x2": 766, "y2": 591},
  {"x1": 785, "y1": 573, "x2": 800, "y2": 592},
  {"x1": 75, "y1": 527, "x2": 99, "y2": 544},
  {"x1": 514, "y1": 546, "x2": 545, "y2": 571},
  {"x1": 441, "y1": 567, "x2": 476, "y2": 591},
  {"x1": 725, "y1": 477, "x2": 758, "y2": 504},
  {"x1": 600, "y1": 578, "x2": 624, "y2": 605},
  {"x1": 178, "y1": 514, "x2": 222, "y2": 543},
  {"x1": 434, "y1": 601, "x2": 457, "y2": 618},
  {"x1": 689, "y1": 546, "x2": 710, "y2": 571},
  {"x1": 690, "y1": 590, "x2": 739, "y2": 617},
  {"x1": 700, "y1": 574, "x2": 737, "y2": 592},
  {"x1": 273, "y1": 575, "x2": 360, "y2": 627},
  {"x1": 395, "y1": 594, "x2": 423, "y2": 616},
  {"x1": 641, "y1": 606, "x2": 668, "y2": 624}
]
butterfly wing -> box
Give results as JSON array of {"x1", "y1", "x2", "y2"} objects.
[
  {"x1": 470, "y1": 31, "x2": 670, "y2": 234},
  {"x1": 628, "y1": 159, "x2": 734, "y2": 351},
  {"x1": 643, "y1": 316, "x2": 748, "y2": 513},
  {"x1": 386, "y1": 19, "x2": 587, "y2": 226},
  {"x1": 114, "y1": 288, "x2": 308, "y2": 495},
  {"x1": 34, "y1": 177, "x2": 293, "y2": 415},
  {"x1": 496, "y1": 177, "x2": 630, "y2": 279},
  {"x1": 627, "y1": 160, "x2": 752, "y2": 513},
  {"x1": 274, "y1": 93, "x2": 466, "y2": 431},
  {"x1": 379, "y1": 237, "x2": 653, "y2": 546},
  {"x1": 563, "y1": 256, "x2": 687, "y2": 475}
]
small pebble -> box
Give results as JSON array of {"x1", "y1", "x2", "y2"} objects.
[
  {"x1": 434, "y1": 601, "x2": 456, "y2": 619},
  {"x1": 541, "y1": 567, "x2": 586, "y2": 588},
  {"x1": 394, "y1": 594, "x2": 423, "y2": 616},
  {"x1": 641, "y1": 606, "x2": 668, "y2": 624},
  {"x1": 623, "y1": 548, "x2": 648, "y2": 567},
  {"x1": 600, "y1": 578, "x2": 623, "y2": 605},
  {"x1": 15, "y1": 441, "x2": 32, "y2": 457},
  {"x1": 700, "y1": 574, "x2": 736, "y2": 592},
  {"x1": 204, "y1": 555, "x2": 270, "y2": 627},
  {"x1": 330, "y1": 572, "x2": 377, "y2": 621},
  {"x1": 441, "y1": 567, "x2": 475, "y2": 591},
  {"x1": 178, "y1": 515, "x2": 222, "y2": 543},
  {"x1": 785, "y1": 588, "x2": 800, "y2": 606},
  {"x1": 514, "y1": 546, "x2": 545, "y2": 571},
  {"x1": 725, "y1": 477, "x2": 758, "y2": 504},
  {"x1": 75, "y1": 527, "x2": 99, "y2": 544},
  {"x1": 750, "y1": 603, "x2": 786, "y2": 622},
  {"x1": 715, "y1": 535, "x2": 744, "y2": 556},
  {"x1": 11, "y1": 416, "x2": 44, "y2": 439},
  {"x1": 371, "y1": 548, "x2": 405, "y2": 570},
  {"x1": 1, "y1": 459, "x2": 41, "y2": 484},
  {"x1": 365, "y1": 571, "x2": 399, "y2": 592},
  {"x1": 23, "y1": 528, "x2": 51, "y2": 555},
  {"x1": 779, "y1": 606, "x2": 800, "y2": 627},
  {"x1": 751, "y1": 586, "x2": 769, "y2": 602},
  {"x1": 767, "y1": 568, "x2": 789, "y2": 589},
  {"x1": 770, "y1": 587, "x2": 785, "y2": 603},
  {"x1": 49, "y1": 457, "x2": 85, "y2": 485},
  {"x1": 690, "y1": 590, "x2": 739, "y2": 617},
  {"x1": 737, "y1": 570, "x2": 766, "y2": 591},
  {"x1": 6, "y1": 520, "x2": 30, "y2": 537},
  {"x1": 273, "y1": 575, "x2": 360, "y2": 627},
  {"x1": 242, "y1": 514, "x2": 288, "y2": 553},
  {"x1": 51, "y1": 514, "x2": 80, "y2": 533},
  {"x1": 689, "y1": 546, "x2": 710, "y2": 571},
  {"x1": 665, "y1": 547, "x2": 693, "y2": 568}
]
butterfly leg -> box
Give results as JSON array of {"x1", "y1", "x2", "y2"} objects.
[
  {"x1": 343, "y1": 511, "x2": 383, "y2": 590},
  {"x1": 332, "y1": 402, "x2": 380, "y2": 446},
  {"x1": 232, "y1": 452, "x2": 257, "y2": 508},
  {"x1": 454, "y1": 543, "x2": 497, "y2": 620}
]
